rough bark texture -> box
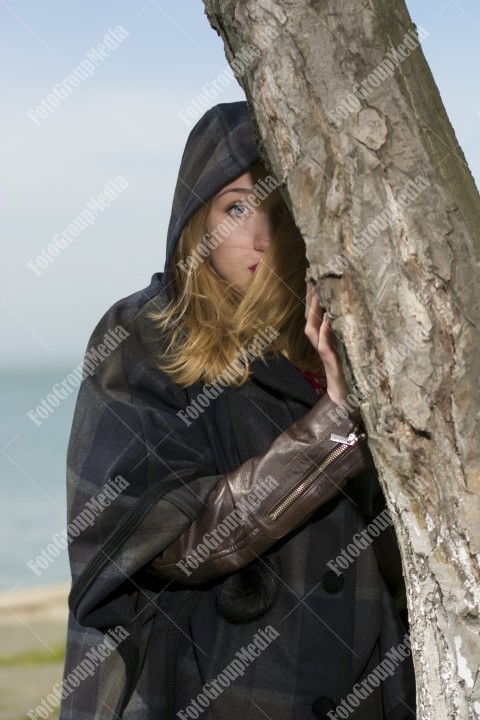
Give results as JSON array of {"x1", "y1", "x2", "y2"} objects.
[{"x1": 203, "y1": 1, "x2": 480, "y2": 718}]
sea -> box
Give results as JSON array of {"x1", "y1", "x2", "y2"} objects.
[{"x1": 0, "y1": 366, "x2": 78, "y2": 592}]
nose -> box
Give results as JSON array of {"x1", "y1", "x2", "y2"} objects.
[{"x1": 252, "y1": 211, "x2": 274, "y2": 252}]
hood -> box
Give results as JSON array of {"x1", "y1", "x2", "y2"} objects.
[{"x1": 162, "y1": 101, "x2": 260, "y2": 298}]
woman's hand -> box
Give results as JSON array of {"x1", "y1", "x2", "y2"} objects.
[{"x1": 304, "y1": 278, "x2": 358, "y2": 415}]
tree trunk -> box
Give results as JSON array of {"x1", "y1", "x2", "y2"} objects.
[{"x1": 202, "y1": 1, "x2": 480, "y2": 717}]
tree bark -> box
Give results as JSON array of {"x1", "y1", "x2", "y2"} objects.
[{"x1": 202, "y1": 1, "x2": 480, "y2": 717}]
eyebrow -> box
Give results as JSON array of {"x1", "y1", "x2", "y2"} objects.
[{"x1": 214, "y1": 187, "x2": 254, "y2": 200}]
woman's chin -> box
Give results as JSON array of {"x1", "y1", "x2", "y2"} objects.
[{"x1": 231, "y1": 275, "x2": 253, "y2": 293}]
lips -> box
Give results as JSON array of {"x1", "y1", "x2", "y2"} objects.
[{"x1": 248, "y1": 264, "x2": 259, "y2": 273}]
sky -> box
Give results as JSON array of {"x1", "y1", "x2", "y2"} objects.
[{"x1": 1, "y1": 0, "x2": 479, "y2": 369}]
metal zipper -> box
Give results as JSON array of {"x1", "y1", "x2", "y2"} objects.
[{"x1": 266, "y1": 424, "x2": 366, "y2": 523}]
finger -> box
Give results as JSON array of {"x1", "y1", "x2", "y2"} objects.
[
  {"x1": 306, "y1": 286, "x2": 324, "y2": 329},
  {"x1": 319, "y1": 313, "x2": 337, "y2": 346},
  {"x1": 305, "y1": 295, "x2": 327, "y2": 356},
  {"x1": 318, "y1": 316, "x2": 344, "y2": 371},
  {"x1": 305, "y1": 279, "x2": 313, "y2": 319},
  {"x1": 320, "y1": 313, "x2": 343, "y2": 350}
]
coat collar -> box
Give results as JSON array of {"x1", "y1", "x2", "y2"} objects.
[{"x1": 250, "y1": 351, "x2": 320, "y2": 409}]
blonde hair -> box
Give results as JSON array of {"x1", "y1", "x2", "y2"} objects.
[{"x1": 146, "y1": 197, "x2": 322, "y2": 388}]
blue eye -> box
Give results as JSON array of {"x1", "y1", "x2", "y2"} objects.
[{"x1": 227, "y1": 202, "x2": 251, "y2": 218}]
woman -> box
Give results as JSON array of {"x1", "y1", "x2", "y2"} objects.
[{"x1": 60, "y1": 101, "x2": 416, "y2": 720}]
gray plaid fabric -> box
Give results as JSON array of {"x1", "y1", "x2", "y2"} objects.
[{"x1": 60, "y1": 102, "x2": 416, "y2": 719}]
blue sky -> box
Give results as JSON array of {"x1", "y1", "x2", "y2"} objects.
[{"x1": 1, "y1": 0, "x2": 479, "y2": 368}]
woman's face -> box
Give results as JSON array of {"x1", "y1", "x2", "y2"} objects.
[{"x1": 206, "y1": 162, "x2": 287, "y2": 291}]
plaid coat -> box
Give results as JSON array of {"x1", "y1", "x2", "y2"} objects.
[{"x1": 60, "y1": 102, "x2": 416, "y2": 719}]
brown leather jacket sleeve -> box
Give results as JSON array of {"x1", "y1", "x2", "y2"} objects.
[{"x1": 147, "y1": 392, "x2": 375, "y2": 585}]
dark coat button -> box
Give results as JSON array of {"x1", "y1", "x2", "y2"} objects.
[
  {"x1": 322, "y1": 570, "x2": 344, "y2": 593},
  {"x1": 312, "y1": 696, "x2": 336, "y2": 718}
]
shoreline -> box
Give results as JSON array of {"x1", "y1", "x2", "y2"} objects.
[
  {"x1": 0, "y1": 582, "x2": 70, "y2": 627},
  {"x1": 0, "y1": 583, "x2": 70, "y2": 720}
]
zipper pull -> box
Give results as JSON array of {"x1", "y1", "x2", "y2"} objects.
[{"x1": 330, "y1": 425, "x2": 365, "y2": 446}]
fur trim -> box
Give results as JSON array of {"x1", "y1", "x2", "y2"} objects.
[{"x1": 215, "y1": 554, "x2": 281, "y2": 624}]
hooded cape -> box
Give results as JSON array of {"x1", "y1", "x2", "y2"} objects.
[{"x1": 60, "y1": 101, "x2": 266, "y2": 714}]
